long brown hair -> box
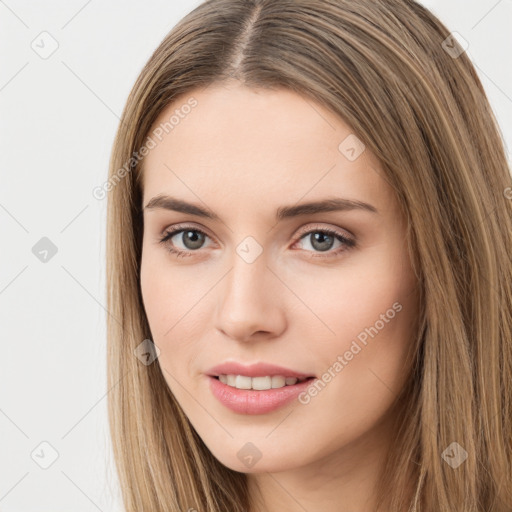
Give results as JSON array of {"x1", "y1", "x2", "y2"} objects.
[{"x1": 105, "y1": 0, "x2": 512, "y2": 510}]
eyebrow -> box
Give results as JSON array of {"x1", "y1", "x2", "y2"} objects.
[{"x1": 143, "y1": 194, "x2": 378, "y2": 220}]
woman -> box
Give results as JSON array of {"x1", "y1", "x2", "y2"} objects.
[{"x1": 105, "y1": 0, "x2": 512, "y2": 510}]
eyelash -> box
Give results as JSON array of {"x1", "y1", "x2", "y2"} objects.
[{"x1": 158, "y1": 224, "x2": 356, "y2": 259}]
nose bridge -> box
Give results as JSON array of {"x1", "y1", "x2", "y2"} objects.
[{"x1": 223, "y1": 245, "x2": 271, "y2": 312}]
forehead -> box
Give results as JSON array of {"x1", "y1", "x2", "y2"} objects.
[{"x1": 141, "y1": 83, "x2": 394, "y2": 216}]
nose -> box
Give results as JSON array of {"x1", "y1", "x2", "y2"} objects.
[{"x1": 214, "y1": 250, "x2": 287, "y2": 343}]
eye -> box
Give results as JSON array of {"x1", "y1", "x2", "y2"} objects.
[
  {"x1": 158, "y1": 225, "x2": 212, "y2": 257},
  {"x1": 293, "y1": 225, "x2": 355, "y2": 258}
]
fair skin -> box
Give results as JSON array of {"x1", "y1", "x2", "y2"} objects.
[{"x1": 140, "y1": 81, "x2": 419, "y2": 511}]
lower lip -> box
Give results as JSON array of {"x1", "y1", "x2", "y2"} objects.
[{"x1": 207, "y1": 375, "x2": 316, "y2": 415}]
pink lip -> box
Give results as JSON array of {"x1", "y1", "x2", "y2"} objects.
[
  {"x1": 205, "y1": 361, "x2": 315, "y2": 379},
  {"x1": 207, "y1": 375, "x2": 316, "y2": 415}
]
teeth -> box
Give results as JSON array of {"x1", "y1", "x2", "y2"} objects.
[{"x1": 217, "y1": 374, "x2": 308, "y2": 390}]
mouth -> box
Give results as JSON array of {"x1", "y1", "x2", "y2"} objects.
[{"x1": 207, "y1": 374, "x2": 317, "y2": 415}]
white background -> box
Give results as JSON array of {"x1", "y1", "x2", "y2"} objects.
[{"x1": 1, "y1": 1, "x2": 511, "y2": 510}]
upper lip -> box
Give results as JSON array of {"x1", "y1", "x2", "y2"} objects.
[{"x1": 206, "y1": 362, "x2": 315, "y2": 379}]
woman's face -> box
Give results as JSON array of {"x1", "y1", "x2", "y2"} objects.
[{"x1": 140, "y1": 81, "x2": 419, "y2": 474}]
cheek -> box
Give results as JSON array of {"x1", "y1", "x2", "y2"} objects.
[
  {"x1": 293, "y1": 245, "x2": 417, "y2": 389},
  {"x1": 139, "y1": 248, "x2": 213, "y2": 386},
  {"x1": 290, "y1": 247, "x2": 413, "y2": 337},
  {"x1": 140, "y1": 246, "x2": 205, "y2": 337},
  {"x1": 140, "y1": 256, "x2": 169, "y2": 338}
]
